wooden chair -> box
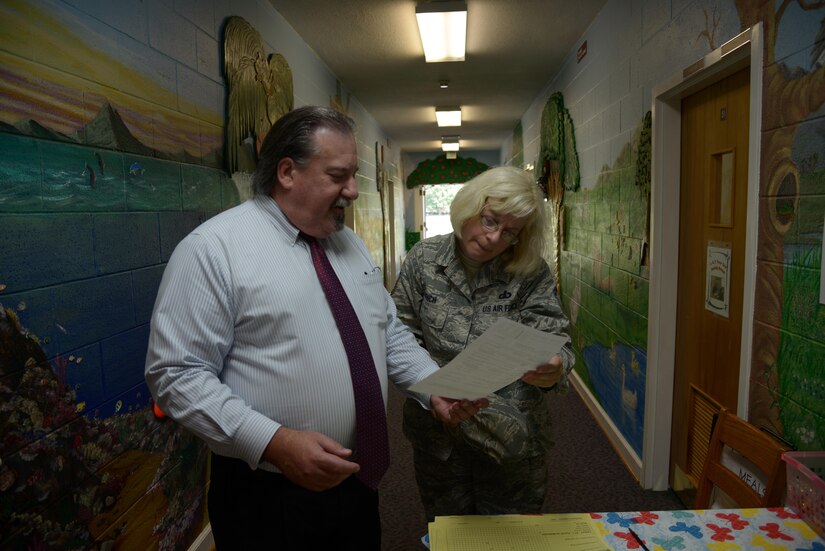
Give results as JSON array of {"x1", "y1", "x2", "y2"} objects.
[{"x1": 694, "y1": 408, "x2": 788, "y2": 508}]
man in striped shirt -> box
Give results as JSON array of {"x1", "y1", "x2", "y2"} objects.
[{"x1": 145, "y1": 106, "x2": 487, "y2": 550}]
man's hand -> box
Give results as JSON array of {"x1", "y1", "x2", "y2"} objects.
[
  {"x1": 261, "y1": 427, "x2": 360, "y2": 491},
  {"x1": 430, "y1": 395, "x2": 490, "y2": 425},
  {"x1": 521, "y1": 354, "x2": 564, "y2": 389}
]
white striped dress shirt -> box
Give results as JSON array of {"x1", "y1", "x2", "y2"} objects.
[{"x1": 145, "y1": 195, "x2": 438, "y2": 471}]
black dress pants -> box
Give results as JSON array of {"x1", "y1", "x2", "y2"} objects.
[{"x1": 207, "y1": 453, "x2": 381, "y2": 550}]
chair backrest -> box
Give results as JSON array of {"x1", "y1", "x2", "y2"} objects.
[{"x1": 694, "y1": 408, "x2": 788, "y2": 508}]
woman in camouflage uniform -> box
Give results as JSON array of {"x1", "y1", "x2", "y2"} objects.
[{"x1": 391, "y1": 166, "x2": 575, "y2": 520}]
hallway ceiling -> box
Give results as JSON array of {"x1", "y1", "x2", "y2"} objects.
[{"x1": 267, "y1": 0, "x2": 607, "y2": 154}]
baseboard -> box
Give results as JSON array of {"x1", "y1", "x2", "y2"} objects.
[
  {"x1": 188, "y1": 523, "x2": 214, "y2": 551},
  {"x1": 570, "y1": 372, "x2": 643, "y2": 481}
]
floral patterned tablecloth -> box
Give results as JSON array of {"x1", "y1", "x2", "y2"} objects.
[{"x1": 591, "y1": 507, "x2": 824, "y2": 550}]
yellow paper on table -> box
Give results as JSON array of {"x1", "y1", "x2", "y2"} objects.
[{"x1": 428, "y1": 513, "x2": 610, "y2": 551}]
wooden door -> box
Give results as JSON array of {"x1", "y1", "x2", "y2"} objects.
[{"x1": 670, "y1": 67, "x2": 750, "y2": 503}]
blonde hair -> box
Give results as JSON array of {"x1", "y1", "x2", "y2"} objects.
[{"x1": 450, "y1": 166, "x2": 548, "y2": 276}]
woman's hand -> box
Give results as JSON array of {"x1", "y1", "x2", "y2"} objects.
[
  {"x1": 430, "y1": 395, "x2": 490, "y2": 425},
  {"x1": 521, "y1": 354, "x2": 564, "y2": 389}
]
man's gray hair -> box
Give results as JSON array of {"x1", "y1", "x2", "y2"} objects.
[{"x1": 252, "y1": 106, "x2": 355, "y2": 196}]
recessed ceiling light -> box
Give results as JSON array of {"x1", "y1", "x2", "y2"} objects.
[
  {"x1": 416, "y1": 1, "x2": 467, "y2": 63},
  {"x1": 436, "y1": 106, "x2": 461, "y2": 127},
  {"x1": 439, "y1": 79, "x2": 449, "y2": 89},
  {"x1": 441, "y1": 135, "x2": 460, "y2": 152}
]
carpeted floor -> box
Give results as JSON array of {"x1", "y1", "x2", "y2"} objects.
[{"x1": 378, "y1": 384, "x2": 683, "y2": 550}]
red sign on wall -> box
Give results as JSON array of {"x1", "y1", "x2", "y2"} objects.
[{"x1": 577, "y1": 41, "x2": 587, "y2": 63}]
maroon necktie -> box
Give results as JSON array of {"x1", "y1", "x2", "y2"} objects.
[{"x1": 303, "y1": 234, "x2": 390, "y2": 490}]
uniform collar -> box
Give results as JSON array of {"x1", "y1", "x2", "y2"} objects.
[{"x1": 434, "y1": 233, "x2": 513, "y2": 287}]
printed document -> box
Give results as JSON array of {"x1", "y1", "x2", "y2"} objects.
[
  {"x1": 428, "y1": 513, "x2": 610, "y2": 551},
  {"x1": 408, "y1": 318, "x2": 567, "y2": 399}
]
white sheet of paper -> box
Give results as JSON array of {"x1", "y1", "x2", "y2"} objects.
[{"x1": 409, "y1": 318, "x2": 567, "y2": 399}]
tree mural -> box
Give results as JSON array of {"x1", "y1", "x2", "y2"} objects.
[
  {"x1": 736, "y1": 0, "x2": 825, "y2": 447},
  {"x1": 405, "y1": 154, "x2": 490, "y2": 187},
  {"x1": 538, "y1": 92, "x2": 580, "y2": 294}
]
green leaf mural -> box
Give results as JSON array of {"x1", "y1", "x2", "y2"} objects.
[
  {"x1": 538, "y1": 92, "x2": 580, "y2": 193},
  {"x1": 405, "y1": 154, "x2": 490, "y2": 188}
]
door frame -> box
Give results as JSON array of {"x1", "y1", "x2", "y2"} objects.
[{"x1": 643, "y1": 24, "x2": 763, "y2": 491}]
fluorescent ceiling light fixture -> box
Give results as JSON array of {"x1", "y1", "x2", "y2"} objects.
[
  {"x1": 436, "y1": 106, "x2": 462, "y2": 127},
  {"x1": 416, "y1": 1, "x2": 467, "y2": 62},
  {"x1": 441, "y1": 136, "x2": 460, "y2": 152}
]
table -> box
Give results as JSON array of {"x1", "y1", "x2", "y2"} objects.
[{"x1": 592, "y1": 507, "x2": 824, "y2": 550}]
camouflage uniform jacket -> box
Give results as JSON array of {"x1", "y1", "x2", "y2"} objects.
[{"x1": 392, "y1": 233, "x2": 575, "y2": 463}]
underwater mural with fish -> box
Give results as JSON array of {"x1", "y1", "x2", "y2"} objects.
[{"x1": 0, "y1": 0, "x2": 232, "y2": 548}]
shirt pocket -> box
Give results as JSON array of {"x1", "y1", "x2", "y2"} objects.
[
  {"x1": 420, "y1": 304, "x2": 448, "y2": 331},
  {"x1": 354, "y1": 269, "x2": 388, "y2": 329}
]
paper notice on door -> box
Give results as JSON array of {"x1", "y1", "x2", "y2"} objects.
[
  {"x1": 706, "y1": 243, "x2": 731, "y2": 318},
  {"x1": 409, "y1": 318, "x2": 567, "y2": 400}
]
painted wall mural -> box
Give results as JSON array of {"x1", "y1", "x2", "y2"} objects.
[
  {"x1": 0, "y1": 1, "x2": 223, "y2": 169},
  {"x1": 538, "y1": 92, "x2": 581, "y2": 296},
  {"x1": 354, "y1": 172, "x2": 387, "y2": 271},
  {"x1": 557, "y1": 0, "x2": 825, "y2": 459},
  {"x1": 0, "y1": 0, "x2": 404, "y2": 548},
  {"x1": 1, "y1": 304, "x2": 208, "y2": 548},
  {"x1": 560, "y1": 116, "x2": 651, "y2": 456},
  {"x1": 737, "y1": 0, "x2": 825, "y2": 449},
  {"x1": 511, "y1": 120, "x2": 524, "y2": 169},
  {"x1": 0, "y1": 127, "x2": 232, "y2": 547},
  {"x1": 405, "y1": 154, "x2": 491, "y2": 187},
  {"x1": 2, "y1": 0, "x2": 825, "y2": 548},
  {"x1": 0, "y1": 1, "x2": 232, "y2": 548}
]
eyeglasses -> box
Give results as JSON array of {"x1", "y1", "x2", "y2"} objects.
[{"x1": 479, "y1": 213, "x2": 520, "y2": 244}]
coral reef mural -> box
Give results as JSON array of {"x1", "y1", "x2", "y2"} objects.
[{"x1": 0, "y1": 304, "x2": 208, "y2": 548}]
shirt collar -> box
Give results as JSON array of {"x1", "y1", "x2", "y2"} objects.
[{"x1": 254, "y1": 194, "x2": 303, "y2": 245}]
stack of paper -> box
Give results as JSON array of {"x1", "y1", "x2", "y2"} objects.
[{"x1": 428, "y1": 513, "x2": 610, "y2": 551}]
